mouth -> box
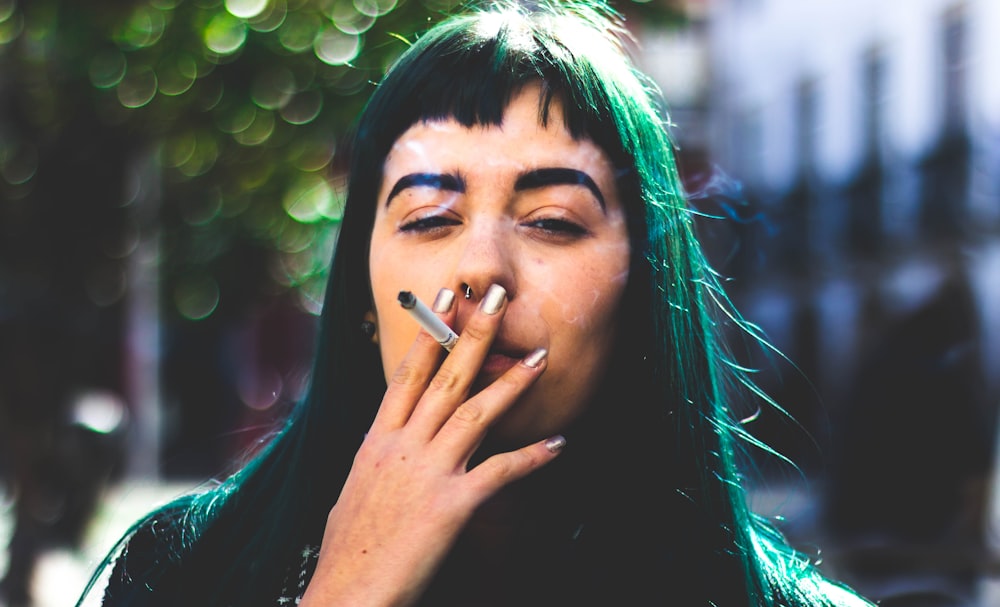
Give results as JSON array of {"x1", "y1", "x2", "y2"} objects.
[
  {"x1": 471, "y1": 352, "x2": 523, "y2": 398},
  {"x1": 474, "y1": 339, "x2": 531, "y2": 382},
  {"x1": 479, "y1": 351, "x2": 523, "y2": 377}
]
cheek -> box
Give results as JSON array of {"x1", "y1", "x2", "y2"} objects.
[
  {"x1": 375, "y1": 309, "x2": 417, "y2": 381},
  {"x1": 368, "y1": 239, "x2": 412, "y2": 379},
  {"x1": 369, "y1": 238, "x2": 449, "y2": 380},
  {"x1": 544, "y1": 249, "x2": 630, "y2": 335},
  {"x1": 369, "y1": 279, "x2": 419, "y2": 381},
  {"x1": 368, "y1": 244, "x2": 395, "y2": 328}
]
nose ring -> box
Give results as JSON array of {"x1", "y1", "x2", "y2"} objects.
[{"x1": 462, "y1": 283, "x2": 473, "y2": 300}]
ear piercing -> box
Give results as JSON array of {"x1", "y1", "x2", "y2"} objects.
[{"x1": 462, "y1": 283, "x2": 473, "y2": 300}]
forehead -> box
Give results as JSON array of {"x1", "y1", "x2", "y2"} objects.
[{"x1": 383, "y1": 87, "x2": 612, "y2": 174}]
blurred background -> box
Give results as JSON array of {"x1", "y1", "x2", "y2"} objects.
[{"x1": 0, "y1": 0, "x2": 998, "y2": 605}]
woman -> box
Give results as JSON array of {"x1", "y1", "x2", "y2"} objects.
[{"x1": 82, "y1": 1, "x2": 871, "y2": 605}]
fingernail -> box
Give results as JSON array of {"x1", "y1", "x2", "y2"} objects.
[
  {"x1": 544, "y1": 435, "x2": 567, "y2": 453},
  {"x1": 522, "y1": 347, "x2": 548, "y2": 369},
  {"x1": 432, "y1": 288, "x2": 455, "y2": 313},
  {"x1": 480, "y1": 284, "x2": 506, "y2": 315}
]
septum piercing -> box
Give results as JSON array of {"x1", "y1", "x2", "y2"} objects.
[{"x1": 462, "y1": 283, "x2": 473, "y2": 300}]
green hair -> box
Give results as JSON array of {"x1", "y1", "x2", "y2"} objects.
[{"x1": 80, "y1": 2, "x2": 870, "y2": 605}]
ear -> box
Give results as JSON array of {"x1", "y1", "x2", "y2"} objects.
[{"x1": 362, "y1": 310, "x2": 379, "y2": 345}]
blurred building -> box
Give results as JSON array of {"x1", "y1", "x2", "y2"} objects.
[
  {"x1": 640, "y1": 0, "x2": 1000, "y2": 604},
  {"x1": 645, "y1": 0, "x2": 1000, "y2": 604}
]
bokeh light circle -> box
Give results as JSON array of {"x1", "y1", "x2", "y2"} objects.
[
  {"x1": 249, "y1": 0, "x2": 287, "y2": 33},
  {"x1": 86, "y1": 262, "x2": 127, "y2": 307},
  {"x1": 118, "y1": 6, "x2": 167, "y2": 50},
  {"x1": 0, "y1": 0, "x2": 17, "y2": 21},
  {"x1": 0, "y1": 10, "x2": 23, "y2": 46},
  {"x1": 233, "y1": 109, "x2": 276, "y2": 146},
  {"x1": 327, "y1": 1, "x2": 375, "y2": 35},
  {"x1": 278, "y1": 11, "x2": 321, "y2": 53},
  {"x1": 161, "y1": 132, "x2": 198, "y2": 169},
  {"x1": 204, "y1": 13, "x2": 248, "y2": 55},
  {"x1": 314, "y1": 26, "x2": 360, "y2": 66},
  {"x1": 354, "y1": 0, "x2": 398, "y2": 17},
  {"x1": 1, "y1": 143, "x2": 38, "y2": 185},
  {"x1": 176, "y1": 133, "x2": 220, "y2": 178},
  {"x1": 117, "y1": 65, "x2": 158, "y2": 108},
  {"x1": 288, "y1": 137, "x2": 335, "y2": 172},
  {"x1": 174, "y1": 275, "x2": 221, "y2": 321},
  {"x1": 89, "y1": 49, "x2": 127, "y2": 89},
  {"x1": 216, "y1": 103, "x2": 257, "y2": 134},
  {"x1": 283, "y1": 174, "x2": 338, "y2": 223},
  {"x1": 251, "y1": 67, "x2": 296, "y2": 110},
  {"x1": 157, "y1": 53, "x2": 199, "y2": 96},
  {"x1": 226, "y1": 0, "x2": 269, "y2": 20},
  {"x1": 179, "y1": 191, "x2": 223, "y2": 226},
  {"x1": 279, "y1": 90, "x2": 323, "y2": 125}
]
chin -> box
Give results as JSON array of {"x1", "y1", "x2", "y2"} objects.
[
  {"x1": 490, "y1": 407, "x2": 574, "y2": 448},
  {"x1": 477, "y1": 418, "x2": 537, "y2": 451}
]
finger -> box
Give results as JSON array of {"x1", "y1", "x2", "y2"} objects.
[
  {"x1": 369, "y1": 288, "x2": 458, "y2": 433},
  {"x1": 431, "y1": 348, "x2": 548, "y2": 462},
  {"x1": 464, "y1": 435, "x2": 567, "y2": 498},
  {"x1": 406, "y1": 284, "x2": 507, "y2": 436}
]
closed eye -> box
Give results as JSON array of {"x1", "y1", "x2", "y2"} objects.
[
  {"x1": 399, "y1": 214, "x2": 461, "y2": 233},
  {"x1": 524, "y1": 218, "x2": 589, "y2": 237}
]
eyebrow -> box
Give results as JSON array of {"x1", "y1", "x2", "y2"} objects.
[
  {"x1": 515, "y1": 168, "x2": 606, "y2": 211},
  {"x1": 386, "y1": 173, "x2": 465, "y2": 206},
  {"x1": 384, "y1": 167, "x2": 606, "y2": 211}
]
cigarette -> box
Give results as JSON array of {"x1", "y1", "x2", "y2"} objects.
[{"x1": 397, "y1": 291, "x2": 459, "y2": 351}]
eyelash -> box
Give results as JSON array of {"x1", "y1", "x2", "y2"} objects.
[
  {"x1": 398, "y1": 215, "x2": 589, "y2": 238},
  {"x1": 399, "y1": 215, "x2": 459, "y2": 233},
  {"x1": 524, "y1": 218, "x2": 588, "y2": 236}
]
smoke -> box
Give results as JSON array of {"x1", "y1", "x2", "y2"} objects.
[{"x1": 685, "y1": 164, "x2": 775, "y2": 235}]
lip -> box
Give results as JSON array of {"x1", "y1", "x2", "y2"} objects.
[
  {"x1": 472, "y1": 350, "x2": 524, "y2": 395},
  {"x1": 479, "y1": 350, "x2": 524, "y2": 377}
]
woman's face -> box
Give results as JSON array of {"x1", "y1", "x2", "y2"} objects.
[{"x1": 368, "y1": 84, "x2": 631, "y2": 445}]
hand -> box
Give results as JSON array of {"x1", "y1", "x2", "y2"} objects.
[{"x1": 299, "y1": 285, "x2": 564, "y2": 607}]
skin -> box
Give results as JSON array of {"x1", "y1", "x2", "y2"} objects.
[
  {"x1": 300, "y1": 85, "x2": 631, "y2": 607},
  {"x1": 370, "y1": 85, "x2": 631, "y2": 445}
]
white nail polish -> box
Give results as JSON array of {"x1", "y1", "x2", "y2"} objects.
[
  {"x1": 480, "y1": 284, "x2": 506, "y2": 315},
  {"x1": 544, "y1": 435, "x2": 567, "y2": 453},
  {"x1": 432, "y1": 288, "x2": 455, "y2": 313},
  {"x1": 522, "y1": 348, "x2": 548, "y2": 368}
]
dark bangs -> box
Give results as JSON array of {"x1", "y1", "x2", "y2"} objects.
[
  {"x1": 351, "y1": 10, "x2": 633, "y2": 183},
  {"x1": 338, "y1": 4, "x2": 645, "y2": 341}
]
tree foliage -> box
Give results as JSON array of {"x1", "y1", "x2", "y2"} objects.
[{"x1": 0, "y1": 0, "x2": 682, "y2": 320}]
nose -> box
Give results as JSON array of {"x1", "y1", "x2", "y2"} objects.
[{"x1": 452, "y1": 221, "x2": 516, "y2": 307}]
